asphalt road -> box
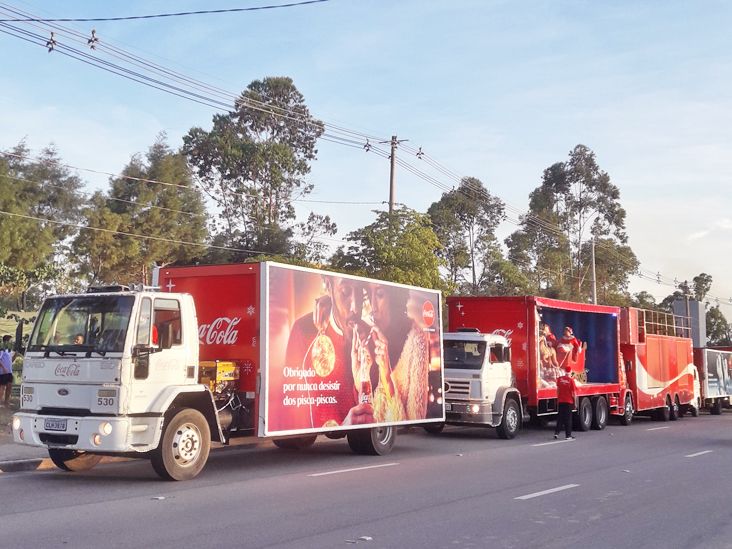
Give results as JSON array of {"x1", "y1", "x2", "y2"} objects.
[{"x1": 4, "y1": 413, "x2": 732, "y2": 549}]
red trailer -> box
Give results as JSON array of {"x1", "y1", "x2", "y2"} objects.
[
  {"x1": 619, "y1": 308, "x2": 698, "y2": 420},
  {"x1": 446, "y1": 296, "x2": 626, "y2": 431}
]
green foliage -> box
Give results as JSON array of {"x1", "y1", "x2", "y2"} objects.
[
  {"x1": 0, "y1": 142, "x2": 84, "y2": 307},
  {"x1": 74, "y1": 135, "x2": 207, "y2": 285},
  {"x1": 506, "y1": 145, "x2": 633, "y2": 303},
  {"x1": 183, "y1": 77, "x2": 324, "y2": 259},
  {"x1": 427, "y1": 177, "x2": 506, "y2": 294},
  {"x1": 631, "y1": 291, "x2": 657, "y2": 309},
  {"x1": 707, "y1": 305, "x2": 732, "y2": 346},
  {"x1": 331, "y1": 207, "x2": 447, "y2": 291}
]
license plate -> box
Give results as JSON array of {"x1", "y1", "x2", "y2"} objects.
[
  {"x1": 445, "y1": 403, "x2": 452, "y2": 411},
  {"x1": 44, "y1": 418, "x2": 67, "y2": 432}
]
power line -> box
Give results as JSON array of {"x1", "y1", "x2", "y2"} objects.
[{"x1": 0, "y1": 0, "x2": 331, "y2": 22}]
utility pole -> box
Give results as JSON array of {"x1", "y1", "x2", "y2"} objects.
[
  {"x1": 389, "y1": 135, "x2": 397, "y2": 215},
  {"x1": 380, "y1": 135, "x2": 406, "y2": 214},
  {"x1": 590, "y1": 237, "x2": 597, "y2": 304}
]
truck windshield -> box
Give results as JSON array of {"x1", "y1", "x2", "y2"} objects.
[
  {"x1": 28, "y1": 295, "x2": 135, "y2": 353},
  {"x1": 444, "y1": 340, "x2": 486, "y2": 370}
]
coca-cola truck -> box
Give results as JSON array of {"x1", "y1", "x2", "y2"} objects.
[
  {"x1": 619, "y1": 307, "x2": 698, "y2": 420},
  {"x1": 443, "y1": 296, "x2": 626, "y2": 434},
  {"x1": 693, "y1": 348, "x2": 731, "y2": 414},
  {"x1": 12, "y1": 262, "x2": 444, "y2": 480}
]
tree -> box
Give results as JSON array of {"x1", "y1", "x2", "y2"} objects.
[
  {"x1": 183, "y1": 77, "x2": 325, "y2": 258},
  {"x1": 331, "y1": 207, "x2": 446, "y2": 290},
  {"x1": 74, "y1": 136, "x2": 207, "y2": 285},
  {"x1": 631, "y1": 291, "x2": 657, "y2": 309},
  {"x1": 427, "y1": 177, "x2": 507, "y2": 293},
  {"x1": 0, "y1": 142, "x2": 85, "y2": 307},
  {"x1": 707, "y1": 306, "x2": 732, "y2": 346},
  {"x1": 506, "y1": 145, "x2": 633, "y2": 302}
]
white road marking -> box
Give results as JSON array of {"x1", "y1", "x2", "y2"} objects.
[
  {"x1": 531, "y1": 439, "x2": 575, "y2": 447},
  {"x1": 685, "y1": 450, "x2": 713, "y2": 458},
  {"x1": 308, "y1": 462, "x2": 399, "y2": 477},
  {"x1": 646, "y1": 426, "x2": 671, "y2": 431},
  {"x1": 515, "y1": 484, "x2": 580, "y2": 500}
]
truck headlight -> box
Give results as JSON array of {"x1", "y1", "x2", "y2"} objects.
[
  {"x1": 12, "y1": 416, "x2": 21, "y2": 430},
  {"x1": 99, "y1": 421, "x2": 113, "y2": 436},
  {"x1": 471, "y1": 404, "x2": 480, "y2": 414}
]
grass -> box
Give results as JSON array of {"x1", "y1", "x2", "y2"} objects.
[{"x1": 0, "y1": 311, "x2": 35, "y2": 339}]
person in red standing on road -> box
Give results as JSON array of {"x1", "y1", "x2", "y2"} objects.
[{"x1": 554, "y1": 363, "x2": 578, "y2": 440}]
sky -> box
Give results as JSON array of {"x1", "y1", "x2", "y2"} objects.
[{"x1": 1, "y1": 0, "x2": 731, "y2": 310}]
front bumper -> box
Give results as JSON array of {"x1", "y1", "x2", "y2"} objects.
[
  {"x1": 12, "y1": 412, "x2": 161, "y2": 453},
  {"x1": 445, "y1": 401, "x2": 499, "y2": 427}
]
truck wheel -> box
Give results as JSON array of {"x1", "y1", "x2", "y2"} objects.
[
  {"x1": 573, "y1": 398, "x2": 592, "y2": 431},
  {"x1": 48, "y1": 449, "x2": 102, "y2": 472},
  {"x1": 151, "y1": 408, "x2": 211, "y2": 481},
  {"x1": 690, "y1": 398, "x2": 700, "y2": 417},
  {"x1": 655, "y1": 399, "x2": 671, "y2": 421},
  {"x1": 711, "y1": 398, "x2": 723, "y2": 415},
  {"x1": 497, "y1": 398, "x2": 520, "y2": 439},
  {"x1": 423, "y1": 422, "x2": 445, "y2": 435},
  {"x1": 273, "y1": 435, "x2": 317, "y2": 449},
  {"x1": 675, "y1": 397, "x2": 684, "y2": 419},
  {"x1": 669, "y1": 396, "x2": 678, "y2": 421},
  {"x1": 591, "y1": 397, "x2": 608, "y2": 430},
  {"x1": 347, "y1": 426, "x2": 396, "y2": 456},
  {"x1": 619, "y1": 394, "x2": 633, "y2": 426}
]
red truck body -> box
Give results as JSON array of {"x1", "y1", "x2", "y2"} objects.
[
  {"x1": 446, "y1": 295, "x2": 624, "y2": 417},
  {"x1": 619, "y1": 308, "x2": 696, "y2": 414},
  {"x1": 160, "y1": 262, "x2": 445, "y2": 437}
]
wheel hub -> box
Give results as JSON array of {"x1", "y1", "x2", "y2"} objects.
[{"x1": 172, "y1": 423, "x2": 202, "y2": 465}]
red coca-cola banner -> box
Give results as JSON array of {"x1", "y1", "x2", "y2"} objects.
[{"x1": 265, "y1": 264, "x2": 444, "y2": 435}]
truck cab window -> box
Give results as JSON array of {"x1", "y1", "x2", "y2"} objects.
[
  {"x1": 154, "y1": 298, "x2": 182, "y2": 349},
  {"x1": 136, "y1": 298, "x2": 152, "y2": 345}
]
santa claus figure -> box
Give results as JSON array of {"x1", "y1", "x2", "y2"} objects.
[{"x1": 555, "y1": 326, "x2": 586, "y2": 372}]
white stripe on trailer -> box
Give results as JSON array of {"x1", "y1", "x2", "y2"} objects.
[
  {"x1": 308, "y1": 463, "x2": 399, "y2": 477},
  {"x1": 646, "y1": 426, "x2": 671, "y2": 431},
  {"x1": 685, "y1": 450, "x2": 713, "y2": 458},
  {"x1": 515, "y1": 484, "x2": 580, "y2": 500}
]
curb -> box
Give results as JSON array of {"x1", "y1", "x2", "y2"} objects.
[
  {"x1": 0, "y1": 455, "x2": 132, "y2": 474},
  {"x1": 0, "y1": 458, "x2": 47, "y2": 473}
]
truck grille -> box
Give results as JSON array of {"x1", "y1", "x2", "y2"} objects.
[
  {"x1": 40, "y1": 407, "x2": 91, "y2": 417},
  {"x1": 40, "y1": 434, "x2": 79, "y2": 445},
  {"x1": 446, "y1": 380, "x2": 470, "y2": 398}
]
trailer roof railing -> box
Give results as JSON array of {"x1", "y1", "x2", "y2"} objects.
[{"x1": 637, "y1": 308, "x2": 691, "y2": 339}]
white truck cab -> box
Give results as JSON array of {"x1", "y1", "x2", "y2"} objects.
[
  {"x1": 13, "y1": 286, "x2": 221, "y2": 479},
  {"x1": 438, "y1": 330, "x2": 522, "y2": 439}
]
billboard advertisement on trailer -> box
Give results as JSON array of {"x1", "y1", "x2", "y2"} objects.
[{"x1": 264, "y1": 264, "x2": 444, "y2": 436}]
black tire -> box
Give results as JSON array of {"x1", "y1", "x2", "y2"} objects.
[
  {"x1": 151, "y1": 408, "x2": 211, "y2": 481},
  {"x1": 573, "y1": 398, "x2": 592, "y2": 432},
  {"x1": 711, "y1": 398, "x2": 723, "y2": 415},
  {"x1": 496, "y1": 398, "x2": 520, "y2": 439},
  {"x1": 690, "y1": 398, "x2": 700, "y2": 417},
  {"x1": 48, "y1": 449, "x2": 102, "y2": 472},
  {"x1": 591, "y1": 396, "x2": 608, "y2": 430},
  {"x1": 423, "y1": 422, "x2": 445, "y2": 435},
  {"x1": 669, "y1": 396, "x2": 678, "y2": 421},
  {"x1": 675, "y1": 397, "x2": 684, "y2": 419},
  {"x1": 273, "y1": 435, "x2": 317, "y2": 450},
  {"x1": 619, "y1": 394, "x2": 633, "y2": 426},
  {"x1": 655, "y1": 399, "x2": 671, "y2": 422},
  {"x1": 347, "y1": 426, "x2": 396, "y2": 456}
]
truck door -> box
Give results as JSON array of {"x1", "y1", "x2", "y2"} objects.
[{"x1": 128, "y1": 296, "x2": 189, "y2": 413}]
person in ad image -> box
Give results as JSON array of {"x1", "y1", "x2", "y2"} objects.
[
  {"x1": 359, "y1": 283, "x2": 430, "y2": 422},
  {"x1": 284, "y1": 275, "x2": 374, "y2": 429},
  {"x1": 556, "y1": 326, "x2": 587, "y2": 372}
]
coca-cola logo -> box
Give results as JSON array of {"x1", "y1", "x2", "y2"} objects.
[
  {"x1": 199, "y1": 317, "x2": 241, "y2": 345},
  {"x1": 55, "y1": 364, "x2": 81, "y2": 377},
  {"x1": 422, "y1": 301, "x2": 435, "y2": 327}
]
